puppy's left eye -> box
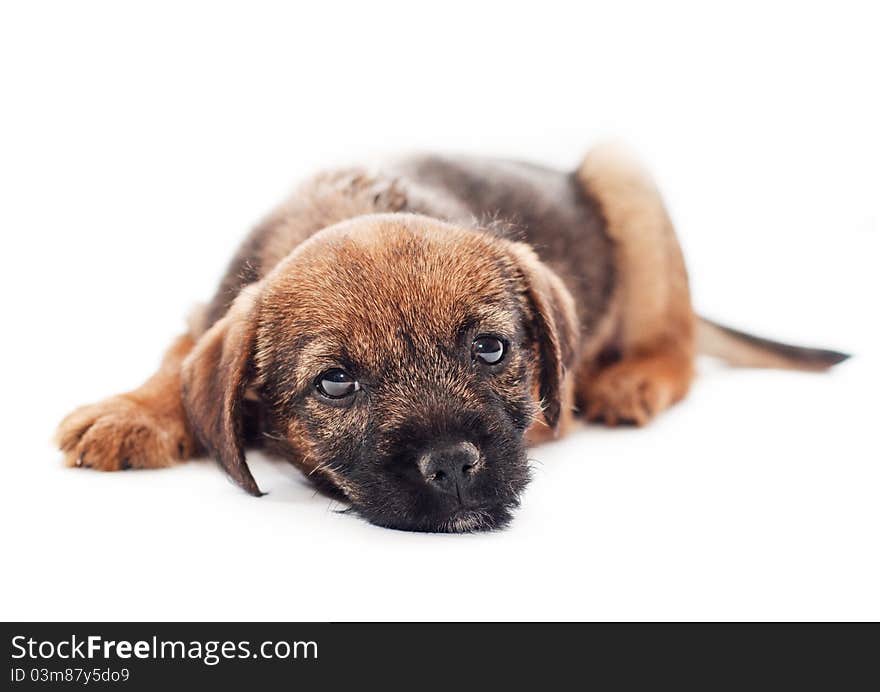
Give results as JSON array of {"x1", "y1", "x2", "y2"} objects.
[
  {"x1": 315, "y1": 368, "x2": 361, "y2": 399},
  {"x1": 472, "y1": 335, "x2": 506, "y2": 365}
]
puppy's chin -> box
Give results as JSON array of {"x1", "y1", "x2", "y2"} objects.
[{"x1": 354, "y1": 500, "x2": 520, "y2": 534}]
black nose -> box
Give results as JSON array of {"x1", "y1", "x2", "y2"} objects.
[{"x1": 418, "y1": 441, "x2": 480, "y2": 499}]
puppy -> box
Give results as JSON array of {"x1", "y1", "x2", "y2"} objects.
[{"x1": 56, "y1": 145, "x2": 849, "y2": 532}]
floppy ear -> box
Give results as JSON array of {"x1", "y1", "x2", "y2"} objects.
[
  {"x1": 181, "y1": 284, "x2": 264, "y2": 496},
  {"x1": 507, "y1": 242, "x2": 579, "y2": 429}
]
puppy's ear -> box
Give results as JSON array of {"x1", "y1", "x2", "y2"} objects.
[
  {"x1": 508, "y1": 243, "x2": 579, "y2": 429},
  {"x1": 181, "y1": 284, "x2": 264, "y2": 496}
]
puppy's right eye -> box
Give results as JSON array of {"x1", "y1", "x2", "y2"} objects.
[
  {"x1": 315, "y1": 369, "x2": 361, "y2": 399},
  {"x1": 472, "y1": 335, "x2": 506, "y2": 365}
]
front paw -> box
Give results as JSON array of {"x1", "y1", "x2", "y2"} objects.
[
  {"x1": 56, "y1": 396, "x2": 191, "y2": 471},
  {"x1": 584, "y1": 362, "x2": 673, "y2": 427}
]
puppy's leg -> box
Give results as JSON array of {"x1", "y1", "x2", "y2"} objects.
[
  {"x1": 578, "y1": 343, "x2": 693, "y2": 426},
  {"x1": 56, "y1": 334, "x2": 198, "y2": 470},
  {"x1": 574, "y1": 144, "x2": 696, "y2": 425}
]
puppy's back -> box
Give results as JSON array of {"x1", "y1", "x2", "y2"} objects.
[{"x1": 387, "y1": 154, "x2": 616, "y2": 334}]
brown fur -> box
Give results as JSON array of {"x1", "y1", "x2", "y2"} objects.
[
  {"x1": 56, "y1": 335, "x2": 198, "y2": 470},
  {"x1": 181, "y1": 285, "x2": 263, "y2": 495},
  {"x1": 574, "y1": 144, "x2": 695, "y2": 425},
  {"x1": 56, "y1": 144, "x2": 847, "y2": 524}
]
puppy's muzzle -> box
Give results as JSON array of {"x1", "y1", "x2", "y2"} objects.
[{"x1": 417, "y1": 441, "x2": 481, "y2": 501}]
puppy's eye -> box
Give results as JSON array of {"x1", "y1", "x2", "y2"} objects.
[
  {"x1": 472, "y1": 335, "x2": 506, "y2": 365},
  {"x1": 315, "y1": 369, "x2": 361, "y2": 399}
]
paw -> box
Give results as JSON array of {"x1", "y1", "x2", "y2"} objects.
[
  {"x1": 584, "y1": 362, "x2": 675, "y2": 427},
  {"x1": 56, "y1": 396, "x2": 191, "y2": 471}
]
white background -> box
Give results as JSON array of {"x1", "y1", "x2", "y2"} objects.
[{"x1": 1, "y1": 2, "x2": 877, "y2": 621}]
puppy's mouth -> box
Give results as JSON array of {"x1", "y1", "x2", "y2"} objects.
[
  {"x1": 357, "y1": 501, "x2": 519, "y2": 534},
  {"x1": 345, "y1": 466, "x2": 527, "y2": 533},
  {"x1": 437, "y1": 507, "x2": 502, "y2": 533}
]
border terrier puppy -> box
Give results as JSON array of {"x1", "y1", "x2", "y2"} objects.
[{"x1": 56, "y1": 145, "x2": 849, "y2": 532}]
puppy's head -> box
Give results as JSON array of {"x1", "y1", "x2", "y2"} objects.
[{"x1": 182, "y1": 214, "x2": 577, "y2": 532}]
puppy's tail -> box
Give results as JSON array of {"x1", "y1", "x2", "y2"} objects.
[{"x1": 696, "y1": 317, "x2": 851, "y2": 372}]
